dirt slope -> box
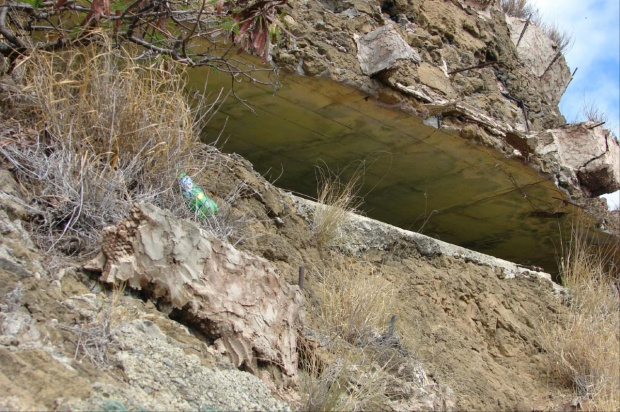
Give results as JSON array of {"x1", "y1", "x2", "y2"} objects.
[{"x1": 1, "y1": 135, "x2": 575, "y2": 411}]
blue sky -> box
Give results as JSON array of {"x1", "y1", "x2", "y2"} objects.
[{"x1": 530, "y1": 0, "x2": 620, "y2": 209}]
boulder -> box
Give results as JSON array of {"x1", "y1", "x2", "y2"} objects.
[
  {"x1": 507, "y1": 123, "x2": 620, "y2": 196},
  {"x1": 91, "y1": 203, "x2": 304, "y2": 386},
  {"x1": 356, "y1": 24, "x2": 421, "y2": 76},
  {"x1": 506, "y1": 16, "x2": 572, "y2": 105}
]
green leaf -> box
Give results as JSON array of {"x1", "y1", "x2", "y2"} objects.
[
  {"x1": 219, "y1": 18, "x2": 240, "y2": 35},
  {"x1": 18, "y1": 0, "x2": 43, "y2": 10},
  {"x1": 268, "y1": 23, "x2": 280, "y2": 44},
  {"x1": 149, "y1": 31, "x2": 166, "y2": 42},
  {"x1": 110, "y1": 0, "x2": 128, "y2": 12},
  {"x1": 69, "y1": 26, "x2": 83, "y2": 40}
]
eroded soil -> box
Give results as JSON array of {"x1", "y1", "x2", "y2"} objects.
[{"x1": 1, "y1": 145, "x2": 575, "y2": 411}]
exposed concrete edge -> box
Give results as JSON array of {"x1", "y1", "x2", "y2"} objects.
[{"x1": 290, "y1": 194, "x2": 565, "y2": 294}]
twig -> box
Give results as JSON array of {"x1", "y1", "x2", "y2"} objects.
[
  {"x1": 0, "y1": 5, "x2": 26, "y2": 50},
  {"x1": 181, "y1": 0, "x2": 206, "y2": 58}
]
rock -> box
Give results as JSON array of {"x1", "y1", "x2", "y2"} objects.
[
  {"x1": 508, "y1": 123, "x2": 620, "y2": 196},
  {"x1": 301, "y1": 50, "x2": 328, "y2": 76},
  {"x1": 105, "y1": 319, "x2": 291, "y2": 411},
  {"x1": 0, "y1": 171, "x2": 45, "y2": 278},
  {"x1": 417, "y1": 62, "x2": 456, "y2": 98},
  {"x1": 506, "y1": 16, "x2": 571, "y2": 105},
  {"x1": 94, "y1": 203, "x2": 304, "y2": 386},
  {"x1": 356, "y1": 25, "x2": 421, "y2": 76},
  {"x1": 459, "y1": 0, "x2": 497, "y2": 18}
]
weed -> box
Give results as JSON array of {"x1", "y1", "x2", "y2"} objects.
[
  {"x1": 299, "y1": 336, "x2": 388, "y2": 411},
  {"x1": 581, "y1": 100, "x2": 609, "y2": 124},
  {"x1": 201, "y1": 183, "x2": 255, "y2": 247},
  {"x1": 541, "y1": 21, "x2": 573, "y2": 53},
  {"x1": 299, "y1": 261, "x2": 410, "y2": 410},
  {"x1": 540, "y1": 218, "x2": 620, "y2": 411},
  {"x1": 499, "y1": 0, "x2": 539, "y2": 20},
  {"x1": 500, "y1": 0, "x2": 572, "y2": 53},
  {"x1": 312, "y1": 164, "x2": 364, "y2": 248}
]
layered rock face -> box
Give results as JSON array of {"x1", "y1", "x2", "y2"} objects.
[
  {"x1": 88, "y1": 203, "x2": 304, "y2": 386},
  {"x1": 273, "y1": 0, "x2": 619, "y2": 198}
]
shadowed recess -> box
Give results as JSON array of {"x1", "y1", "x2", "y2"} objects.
[{"x1": 190, "y1": 69, "x2": 576, "y2": 274}]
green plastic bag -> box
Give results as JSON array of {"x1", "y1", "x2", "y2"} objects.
[{"x1": 178, "y1": 171, "x2": 218, "y2": 219}]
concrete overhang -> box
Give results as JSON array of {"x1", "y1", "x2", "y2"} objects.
[{"x1": 191, "y1": 71, "x2": 575, "y2": 274}]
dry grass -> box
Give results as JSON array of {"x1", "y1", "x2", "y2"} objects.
[
  {"x1": 500, "y1": 0, "x2": 539, "y2": 20},
  {"x1": 316, "y1": 263, "x2": 396, "y2": 345},
  {"x1": 312, "y1": 165, "x2": 364, "y2": 248},
  {"x1": 300, "y1": 339, "x2": 388, "y2": 412},
  {"x1": 500, "y1": 0, "x2": 572, "y2": 53},
  {"x1": 540, "y1": 219, "x2": 620, "y2": 411},
  {"x1": 299, "y1": 262, "x2": 400, "y2": 410},
  {"x1": 581, "y1": 100, "x2": 609, "y2": 124},
  {"x1": 541, "y1": 21, "x2": 573, "y2": 54},
  {"x1": 0, "y1": 34, "x2": 223, "y2": 253},
  {"x1": 200, "y1": 181, "x2": 258, "y2": 246}
]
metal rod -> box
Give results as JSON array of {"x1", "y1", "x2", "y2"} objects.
[
  {"x1": 588, "y1": 121, "x2": 606, "y2": 129},
  {"x1": 516, "y1": 18, "x2": 530, "y2": 48},
  {"x1": 448, "y1": 60, "x2": 501, "y2": 75},
  {"x1": 298, "y1": 266, "x2": 305, "y2": 290}
]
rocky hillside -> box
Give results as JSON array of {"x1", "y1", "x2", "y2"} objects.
[
  {"x1": 272, "y1": 0, "x2": 619, "y2": 201},
  {"x1": 1, "y1": 0, "x2": 618, "y2": 410},
  {"x1": 1, "y1": 144, "x2": 579, "y2": 410}
]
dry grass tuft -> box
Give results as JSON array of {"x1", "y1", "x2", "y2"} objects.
[
  {"x1": 300, "y1": 338, "x2": 388, "y2": 412},
  {"x1": 200, "y1": 181, "x2": 259, "y2": 246},
  {"x1": 299, "y1": 262, "x2": 399, "y2": 410},
  {"x1": 0, "y1": 34, "x2": 222, "y2": 253},
  {"x1": 312, "y1": 165, "x2": 364, "y2": 248},
  {"x1": 500, "y1": 0, "x2": 572, "y2": 53},
  {"x1": 499, "y1": 0, "x2": 539, "y2": 20},
  {"x1": 540, "y1": 218, "x2": 620, "y2": 411},
  {"x1": 581, "y1": 100, "x2": 609, "y2": 124},
  {"x1": 317, "y1": 264, "x2": 395, "y2": 345},
  {"x1": 541, "y1": 21, "x2": 573, "y2": 54}
]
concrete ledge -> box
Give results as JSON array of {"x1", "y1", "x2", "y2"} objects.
[{"x1": 291, "y1": 194, "x2": 565, "y2": 292}]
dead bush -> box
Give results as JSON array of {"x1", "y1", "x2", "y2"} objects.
[{"x1": 0, "y1": 34, "x2": 223, "y2": 253}]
